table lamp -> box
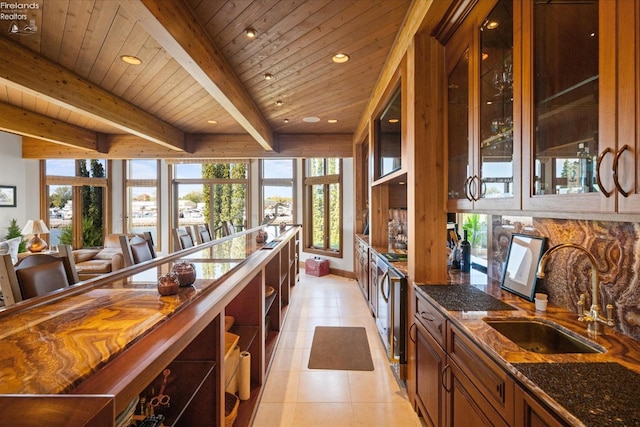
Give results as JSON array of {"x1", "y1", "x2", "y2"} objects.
[{"x1": 21, "y1": 219, "x2": 50, "y2": 253}]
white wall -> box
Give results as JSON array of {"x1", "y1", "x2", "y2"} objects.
[{"x1": 0, "y1": 131, "x2": 39, "y2": 237}]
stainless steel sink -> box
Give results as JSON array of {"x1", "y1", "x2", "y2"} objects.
[{"x1": 484, "y1": 318, "x2": 605, "y2": 354}]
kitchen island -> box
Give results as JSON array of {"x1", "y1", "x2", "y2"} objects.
[{"x1": 0, "y1": 225, "x2": 300, "y2": 426}]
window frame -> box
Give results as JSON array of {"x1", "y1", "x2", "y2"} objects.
[
  {"x1": 259, "y1": 159, "x2": 296, "y2": 225},
  {"x1": 303, "y1": 158, "x2": 343, "y2": 258},
  {"x1": 124, "y1": 159, "x2": 161, "y2": 251},
  {"x1": 42, "y1": 159, "x2": 110, "y2": 249}
]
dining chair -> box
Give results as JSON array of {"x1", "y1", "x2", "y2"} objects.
[
  {"x1": 221, "y1": 220, "x2": 235, "y2": 237},
  {"x1": 0, "y1": 244, "x2": 78, "y2": 306},
  {"x1": 194, "y1": 224, "x2": 212, "y2": 244},
  {"x1": 172, "y1": 227, "x2": 195, "y2": 251},
  {"x1": 120, "y1": 232, "x2": 156, "y2": 267}
]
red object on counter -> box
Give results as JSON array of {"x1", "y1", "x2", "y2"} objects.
[{"x1": 305, "y1": 257, "x2": 329, "y2": 277}]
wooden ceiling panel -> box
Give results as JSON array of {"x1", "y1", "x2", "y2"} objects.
[{"x1": 0, "y1": 0, "x2": 413, "y2": 157}]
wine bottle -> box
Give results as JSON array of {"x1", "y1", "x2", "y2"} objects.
[{"x1": 460, "y1": 230, "x2": 471, "y2": 273}]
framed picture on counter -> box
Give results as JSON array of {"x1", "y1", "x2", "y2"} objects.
[
  {"x1": 500, "y1": 233, "x2": 547, "y2": 301},
  {"x1": 0, "y1": 185, "x2": 16, "y2": 207}
]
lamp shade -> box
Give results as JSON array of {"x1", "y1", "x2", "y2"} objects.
[
  {"x1": 21, "y1": 219, "x2": 50, "y2": 236},
  {"x1": 21, "y1": 220, "x2": 50, "y2": 253}
]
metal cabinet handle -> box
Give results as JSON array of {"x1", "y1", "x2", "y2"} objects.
[
  {"x1": 380, "y1": 271, "x2": 390, "y2": 303},
  {"x1": 409, "y1": 323, "x2": 417, "y2": 343},
  {"x1": 419, "y1": 311, "x2": 435, "y2": 322},
  {"x1": 463, "y1": 176, "x2": 473, "y2": 201},
  {"x1": 596, "y1": 147, "x2": 613, "y2": 197},
  {"x1": 613, "y1": 145, "x2": 630, "y2": 197},
  {"x1": 442, "y1": 364, "x2": 451, "y2": 392}
]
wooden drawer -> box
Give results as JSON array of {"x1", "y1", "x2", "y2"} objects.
[
  {"x1": 447, "y1": 323, "x2": 514, "y2": 425},
  {"x1": 415, "y1": 294, "x2": 446, "y2": 347}
]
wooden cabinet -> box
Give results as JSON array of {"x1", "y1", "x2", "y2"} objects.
[
  {"x1": 446, "y1": 0, "x2": 519, "y2": 212},
  {"x1": 369, "y1": 248, "x2": 379, "y2": 316},
  {"x1": 413, "y1": 297, "x2": 447, "y2": 427},
  {"x1": 515, "y1": 385, "x2": 567, "y2": 427},
  {"x1": 414, "y1": 290, "x2": 572, "y2": 427}
]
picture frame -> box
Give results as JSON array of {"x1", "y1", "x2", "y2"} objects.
[
  {"x1": 500, "y1": 233, "x2": 548, "y2": 301},
  {"x1": 0, "y1": 185, "x2": 16, "y2": 208}
]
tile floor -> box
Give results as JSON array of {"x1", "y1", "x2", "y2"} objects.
[{"x1": 253, "y1": 273, "x2": 424, "y2": 427}]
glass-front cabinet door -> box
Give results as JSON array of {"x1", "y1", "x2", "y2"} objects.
[
  {"x1": 522, "y1": 0, "x2": 618, "y2": 213},
  {"x1": 447, "y1": 38, "x2": 472, "y2": 209},
  {"x1": 477, "y1": 0, "x2": 516, "y2": 207},
  {"x1": 447, "y1": 0, "x2": 517, "y2": 211}
]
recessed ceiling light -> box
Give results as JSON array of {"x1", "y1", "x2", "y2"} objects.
[
  {"x1": 263, "y1": 73, "x2": 274, "y2": 80},
  {"x1": 283, "y1": 119, "x2": 290, "y2": 123},
  {"x1": 328, "y1": 119, "x2": 338, "y2": 123},
  {"x1": 303, "y1": 117, "x2": 320, "y2": 123},
  {"x1": 207, "y1": 119, "x2": 218, "y2": 124},
  {"x1": 276, "y1": 100, "x2": 283, "y2": 106},
  {"x1": 245, "y1": 28, "x2": 257, "y2": 39},
  {"x1": 486, "y1": 21, "x2": 499, "y2": 30},
  {"x1": 121, "y1": 55, "x2": 142, "y2": 65},
  {"x1": 332, "y1": 53, "x2": 350, "y2": 63}
]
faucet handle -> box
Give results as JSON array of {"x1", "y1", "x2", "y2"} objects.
[
  {"x1": 578, "y1": 294, "x2": 586, "y2": 317},
  {"x1": 606, "y1": 303, "x2": 615, "y2": 327}
]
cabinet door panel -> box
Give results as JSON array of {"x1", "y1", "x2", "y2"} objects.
[{"x1": 415, "y1": 321, "x2": 446, "y2": 427}]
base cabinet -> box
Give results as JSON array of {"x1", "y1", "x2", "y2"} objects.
[
  {"x1": 515, "y1": 385, "x2": 567, "y2": 427},
  {"x1": 414, "y1": 320, "x2": 446, "y2": 427},
  {"x1": 414, "y1": 290, "x2": 566, "y2": 427}
]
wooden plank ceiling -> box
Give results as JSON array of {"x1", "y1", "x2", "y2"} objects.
[{"x1": 0, "y1": 0, "x2": 412, "y2": 159}]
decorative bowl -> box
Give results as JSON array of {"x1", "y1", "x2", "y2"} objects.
[
  {"x1": 157, "y1": 272, "x2": 180, "y2": 296},
  {"x1": 171, "y1": 261, "x2": 197, "y2": 286}
]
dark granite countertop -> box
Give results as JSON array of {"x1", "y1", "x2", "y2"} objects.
[
  {"x1": 414, "y1": 281, "x2": 640, "y2": 426},
  {"x1": 416, "y1": 284, "x2": 516, "y2": 312},
  {"x1": 513, "y1": 362, "x2": 640, "y2": 426}
]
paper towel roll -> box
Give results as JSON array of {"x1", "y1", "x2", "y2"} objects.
[{"x1": 239, "y1": 351, "x2": 251, "y2": 400}]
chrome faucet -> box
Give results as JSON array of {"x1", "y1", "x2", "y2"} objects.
[{"x1": 536, "y1": 243, "x2": 615, "y2": 335}]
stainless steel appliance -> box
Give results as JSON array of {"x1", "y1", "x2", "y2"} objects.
[{"x1": 375, "y1": 254, "x2": 407, "y2": 380}]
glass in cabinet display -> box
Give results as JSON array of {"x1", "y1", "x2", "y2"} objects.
[
  {"x1": 533, "y1": 1, "x2": 598, "y2": 196},
  {"x1": 480, "y1": 0, "x2": 514, "y2": 199},
  {"x1": 447, "y1": 49, "x2": 469, "y2": 201},
  {"x1": 375, "y1": 89, "x2": 401, "y2": 179}
]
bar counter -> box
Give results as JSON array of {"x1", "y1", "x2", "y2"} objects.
[{"x1": 0, "y1": 225, "x2": 301, "y2": 426}]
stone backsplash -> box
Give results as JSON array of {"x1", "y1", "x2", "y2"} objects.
[{"x1": 490, "y1": 215, "x2": 640, "y2": 341}]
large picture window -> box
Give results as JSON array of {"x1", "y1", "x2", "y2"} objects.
[
  {"x1": 125, "y1": 160, "x2": 160, "y2": 249},
  {"x1": 172, "y1": 162, "x2": 249, "y2": 240},
  {"x1": 304, "y1": 158, "x2": 342, "y2": 257},
  {"x1": 45, "y1": 159, "x2": 108, "y2": 249},
  {"x1": 260, "y1": 159, "x2": 295, "y2": 225}
]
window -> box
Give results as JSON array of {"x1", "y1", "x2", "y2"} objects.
[
  {"x1": 172, "y1": 162, "x2": 249, "y2": 240},
  {"x1": 304, "y1": 158, "x2": 342, "y2": 257},
  {"x1": 260, "y1": 159, "x2": 295, "y2": 225},
  {"x1": 125, "y1": 160, "x2": 160, "y2": 249},
  {"x1": 45, "y1": 159, "x2": 108, "y2": 249}
]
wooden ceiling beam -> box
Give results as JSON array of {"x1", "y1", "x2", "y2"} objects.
[
  {"x1": 0, "y1": 36, "x2": 186, "y2": 152},
  {"x1": 22, "y1": 133, "x2": 353, "y2": 159},
  {"x1": 0, "y1": 102, "x2": 97, "y2": 151},
  {"x1": 121, "y1": 0, "x2": 275, "y2": 152}
]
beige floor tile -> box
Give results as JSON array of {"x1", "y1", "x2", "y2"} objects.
[
  {"x1": 276, "y1": 330, "x2": 315, "y2": 349},
  {"x1": 297, "y1": 371, "x2": 351, "y2": 402},
  {"x1": 259, "y1": 371, "x2": 300, "y2": 402},
  {"x1": 269, "y1": 347, "x2": 306, "y2": 371},
  {"x1": 352, "y1": 402, "x2": 423, "y2": 427},
  {"x1": 292, "y1": 402, "x2": 358, "y2": 427},
  {"x1": 252, "y1": 402, "x2": 297, "y2": 427}
]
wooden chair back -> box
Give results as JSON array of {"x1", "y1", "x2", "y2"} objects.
[
  {"x1": 172, "y1": 227, "x2": 195, "y2": 251},
  {"x1": 194, "y1": 224, "x2": 212, "y2": 244},
  {"x1": 120, "y1": 232, "x2": 156, "y2": 267},
  {"x1": 0, "y1": 244, "x2": 78, "y2": 306}
]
